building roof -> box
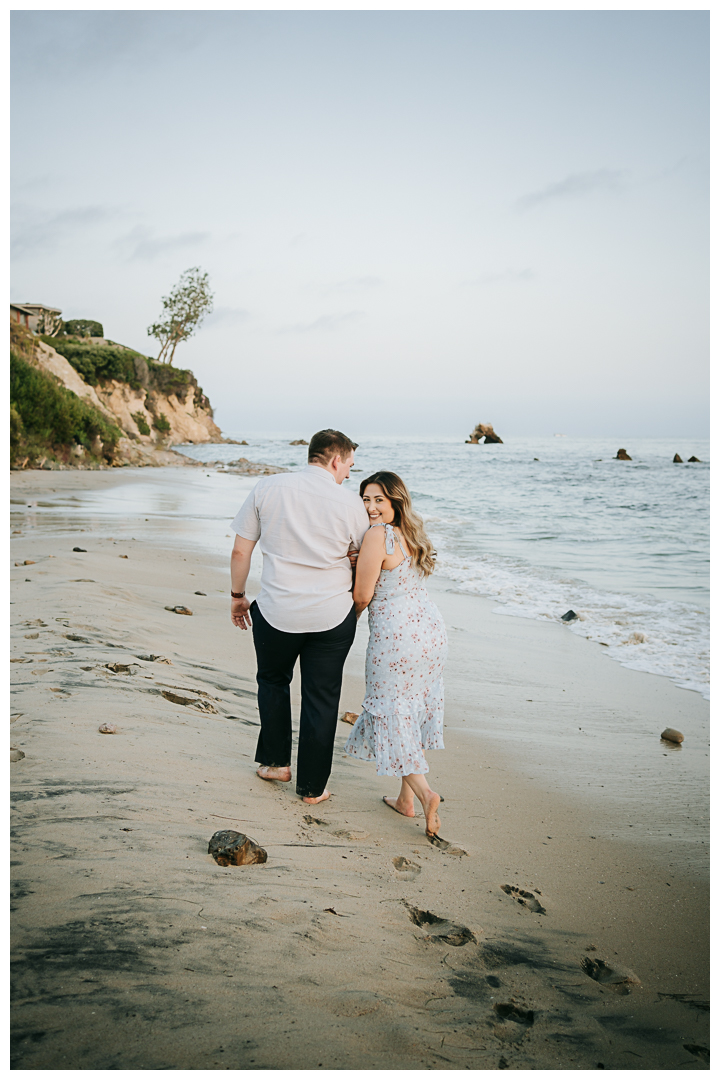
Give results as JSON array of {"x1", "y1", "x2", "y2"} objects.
[
  {"x1": 16, "y1": 303, "x2": 62, "y2": 314},
  {"x1": 10, "y1": 303, "x2": 38, "y2": 315}
]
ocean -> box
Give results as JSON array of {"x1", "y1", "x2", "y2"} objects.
[{"x1": 178, "y1": 434, "x2": 709, "y2": 700}]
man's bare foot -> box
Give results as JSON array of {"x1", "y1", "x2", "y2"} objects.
[
  {"x1": 256, "y1": 765, "x2": 291, "y2": 782},
  {"x1": 420, "y1": 792, "x2": 441, "y2": 836},
  {"x1": 383, "y1": 795, "x2": 417, "y2": 818},
  {"x1": 302, "y1": 789, "x2": 330, "y2": 804}
]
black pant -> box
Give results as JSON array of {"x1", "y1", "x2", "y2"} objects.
[{"x1": 251, "y1": 601, "x2": 357, "y2": 798}]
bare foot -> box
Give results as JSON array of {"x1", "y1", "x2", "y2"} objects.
[
  {"x1": 302, "y1": 789, "x2": 330, "y2": 804},
  {"x1": 256, "y1": 765, "x2": 291, "y2": 782},
  {"x1": 383, "y1": 795, "x2": 416, "y2": 818},
  {"x1": 421, "y1": 792, "x2": 441, "y2": 837}
]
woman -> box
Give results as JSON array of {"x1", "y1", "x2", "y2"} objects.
[{"x1": 344, "y1": 471, "x2": 448, "y2": 837}]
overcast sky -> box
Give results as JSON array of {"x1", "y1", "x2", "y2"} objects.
[{"x1": 11, "y1": 10, "x2": 709, "y2": 438}]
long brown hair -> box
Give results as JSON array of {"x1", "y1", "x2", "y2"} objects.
[{"x1": 359, "y1": 471, "x2": 436, "y2": 577}]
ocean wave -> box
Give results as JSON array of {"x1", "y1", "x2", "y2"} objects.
[{"x1": 436, "y1": 551, "x2": 709, "y2": 699}]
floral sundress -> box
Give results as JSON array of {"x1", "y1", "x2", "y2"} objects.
[{"x1": 344, "y1": 523, "x2": 447, "y2": 777}]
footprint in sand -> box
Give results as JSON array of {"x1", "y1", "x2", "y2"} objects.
[
  {"x1": 500, "y1": 884, "x2": 547, "y2": 915},
  {"x1": 493, "y1": 1002, "x2": 535, "y2": 1026},
  {"x1": 427, "y1": 834, "x2": 469, "y2": 857},
  {"x1": 581, "y1": 956, "x2": 640, "y2": 995},
  {"x1": 302, "y1": 814, "x2": 369, "y2": 840},
  {"x1": 404, "y1": 903, "x2": 476, "y2": 946},
  {"x1": 392, "y1": 855, "x2": 421, "y2": 879}
]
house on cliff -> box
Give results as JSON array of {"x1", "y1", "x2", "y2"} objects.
[{"x1": 10, "y1": 302, "x2": 62, "y2": 336}]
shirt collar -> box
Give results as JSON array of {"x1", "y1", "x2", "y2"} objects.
[{"x1": 303, "y1": 464, "x2": 337, "y2": 485}]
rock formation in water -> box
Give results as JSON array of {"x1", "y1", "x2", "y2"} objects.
[
  {"x1": 673, "y1": 453, "x2": 683, "y2": 463},
  {"x1": 466, "y1": 423, "x2": 503, "y2": 444},
  {"x1": 615, "y1": 449, "x2": 632, "y2": 460}
]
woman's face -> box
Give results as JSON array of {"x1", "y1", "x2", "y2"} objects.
[{"x1": 362, "y1": 483, "x2": 395, "y2": 524}]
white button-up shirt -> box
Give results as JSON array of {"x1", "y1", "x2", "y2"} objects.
[{"x1": 231, "y1": 465, "x2": 369, "y2": 633}]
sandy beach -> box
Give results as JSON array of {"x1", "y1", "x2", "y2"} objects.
[{"x1": 10, "y1": 467, "x2": 709, "y2": 1070}]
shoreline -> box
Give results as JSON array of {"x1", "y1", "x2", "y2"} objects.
[{"x1": 10, "y1": 467, "x2": 709, "y2": 1069}]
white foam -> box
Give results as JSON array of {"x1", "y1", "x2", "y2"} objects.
[{"x1": 435, "y1": 550, "x2": 709, "y2": 699}]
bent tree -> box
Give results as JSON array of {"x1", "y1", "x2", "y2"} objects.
[{"x1": 148, "y1": 267, "x2": 214, "y2": 365}]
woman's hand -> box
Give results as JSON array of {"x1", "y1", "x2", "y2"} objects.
[{"x1": 231, "y1": 596, "x2": 252, "y2": 629}]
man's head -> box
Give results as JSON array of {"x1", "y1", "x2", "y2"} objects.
[{"x1": 307, "y1": 429, "x2": 358, "y2": 484}]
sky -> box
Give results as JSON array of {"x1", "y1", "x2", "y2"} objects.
[{"x1": 11, "y1": 10, "x2": 709, "y2": 438}]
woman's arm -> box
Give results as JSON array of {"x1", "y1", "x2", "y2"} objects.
[{"x1": 353, "y1": 528, "x2": 385, "y2": 618}]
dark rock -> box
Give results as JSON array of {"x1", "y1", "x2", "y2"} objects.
[
  {"x1": 165, "y1": 605, "x2": 193, "y2": 615},
  {"x1": 289, "y1": 438, "x2": 309, "y2": 445},
  {"x1": 615, "y1": 449, "x2": 632, "y2": 460},
  {"x1": 673, "y1": 453, "x2": 683, "y2": 463},
  {"x1": 561, "y1": 610, "x2": 578, "y2": 622},
  {"x1": 688, "y1": 456, "x2": 702, "y2": 463},
  {"x1": 105, "y1": 662, "x2": 134, "y2": 674},
  {"x1": 135, "y1": 654, "x2": 172, "y2": 664},
  {"x1": 194, "y1": 591, "x2": 207, "y2": 595},
  {"x1": 72, "y1": 546, "x2": 87, "y2": 552},
  {"x1": 660, "y1": 727, "x2": 684, "y2": 744},
  {"x1": 466, "y1": 423, "x2": 503, "y2": 444},
  {"x1": 208, "y1": 829, "x2": 267, "y2": 866}
]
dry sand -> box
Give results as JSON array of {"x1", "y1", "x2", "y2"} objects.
[{"x1": 10, "y1": 468, "x2": 709, "y2": 1070}]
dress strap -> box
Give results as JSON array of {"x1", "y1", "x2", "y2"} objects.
[
  {"x1": 383, "y1": 523, "x2": 395, "y2": 555},
  {"x1": 370, "y1": 522, "x2": 408, "y2": 558}
]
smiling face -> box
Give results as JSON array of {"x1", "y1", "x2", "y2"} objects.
[{"x1": 362, "y1": 483, "x2": 395, "y2": 525}]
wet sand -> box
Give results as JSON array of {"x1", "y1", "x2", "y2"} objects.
[{"x1": 10, "y1": 468, "x2": 709, "y2": 1070}]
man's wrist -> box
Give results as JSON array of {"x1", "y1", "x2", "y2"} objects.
[{"x1": 230, "y1": 590, "x2": 246, "y2": 599}]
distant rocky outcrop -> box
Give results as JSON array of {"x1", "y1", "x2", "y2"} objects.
[
  {"x1": 466, "y1": 423, "x2": 503, "y2": 444},
  {"x1": 688, "y1": 456, "x2": 702, "y2": 463},
  {"x1": 616, "y1": 449, "x2": 632, "y2": 460},
  {"x1": 673, "y1": 453, "x2": 683, "y2": 463}
]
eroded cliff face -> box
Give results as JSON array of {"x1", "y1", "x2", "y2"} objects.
[{"x1": 30, "y1": 341, "x2": 223, "y2": 447}]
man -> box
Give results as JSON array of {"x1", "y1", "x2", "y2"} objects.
[{"x1": 229, "y1": 429, "x2": 368, "y2": 804}]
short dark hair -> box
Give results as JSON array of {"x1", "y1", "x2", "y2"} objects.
[{"x1": 308, "y1": 429, "x2": 358, "y2": 465}]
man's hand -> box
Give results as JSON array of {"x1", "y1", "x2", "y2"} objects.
[
  {"x1": 231, "y1": 596, "x2": 252, "y2": 629},
  {"x1": 347, "y1": 547, "x2": 359, "y2": 571}
]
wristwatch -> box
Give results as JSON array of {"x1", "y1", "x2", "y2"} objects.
[{"x1": 230, "y1": 590, "x2": 245, "y2": 599}]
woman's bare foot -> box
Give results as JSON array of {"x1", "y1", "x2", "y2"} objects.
[
  {"x1": 420, "y1": 791, "x2": 441, "y2": 837},
  {"x1": 256, "y1": 765, "x2": 291, "y2": 782},
  {"x1": 382, "y1": 795, "x2": 416, "y2": 818},
  {"x1": 302, "y1": 789, "x2": 330, "y2": 804}
]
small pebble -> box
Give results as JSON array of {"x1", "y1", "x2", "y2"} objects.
[
  {"x1": 99, "y1": 723, "x2": 117, "y2": 734},
  {"x1": 73, "y1": 547, "x2": 87, "y2": 552},
  {"x1": 10, "y1": 749, "x2": 25, "y2": 762}
]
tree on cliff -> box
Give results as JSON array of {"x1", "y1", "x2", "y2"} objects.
[{"x1": 147, "y1": 267, "x2": 214, "y2": 365}]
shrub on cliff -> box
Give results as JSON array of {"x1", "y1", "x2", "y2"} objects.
[
  {"x1": 152, "y1": 411, "x2": 171, "y2": 434},
  {"x1": 10, "y1": 352, "x2": 122, "y2": 464},
  {"x1": 40, "y1": 337, "x2": 144, "y2": 388},
  {"x1": 64, "y1": 319, "x2": 104, "y2": 338}
]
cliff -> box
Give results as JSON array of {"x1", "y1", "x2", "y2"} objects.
[
  {"x1": 33, "y1": 335, "x2": 223, "y2": 446},
  {"x1": 10, "y1": 320, "x2": 224, "y2": 469}
]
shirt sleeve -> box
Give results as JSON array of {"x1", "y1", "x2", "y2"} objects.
[
  {"x1": 349, "y1": 499, "x2": 369, "y2": 549},
  {"x1": 231, "y1": 487, "x2": 261, "y2": 542}
]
